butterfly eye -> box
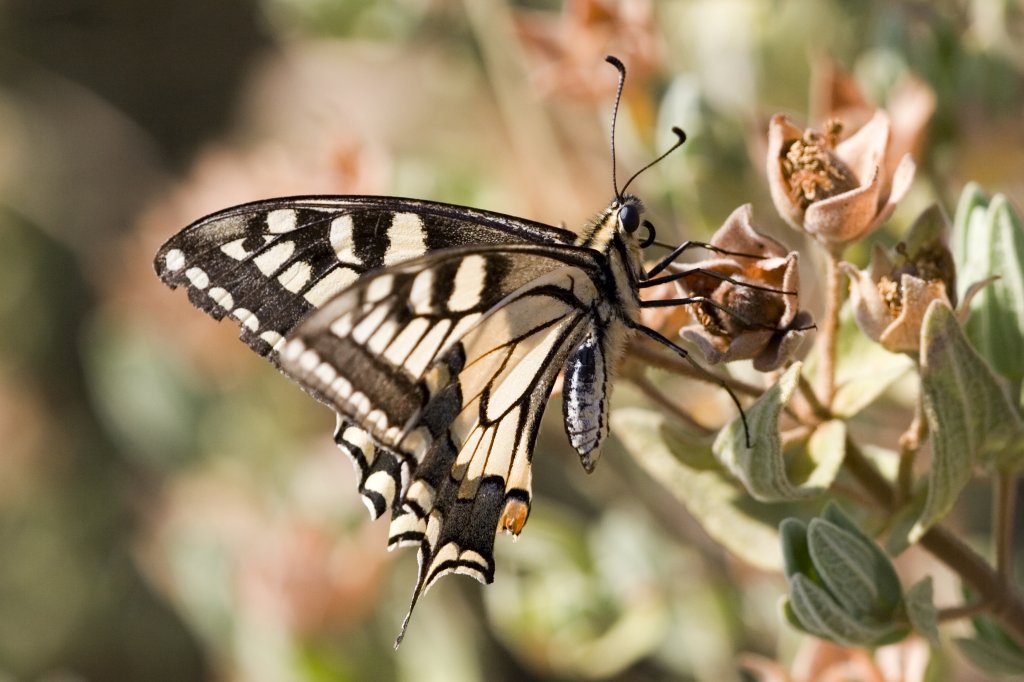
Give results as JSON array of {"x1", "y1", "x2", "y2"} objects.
[{"x1": 617, "y1": 203, "x2": 640, "y2": 234}]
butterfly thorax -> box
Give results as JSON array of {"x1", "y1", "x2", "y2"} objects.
[{"x1": 574, "y1": 194, "x2": 645, "y2": 326}]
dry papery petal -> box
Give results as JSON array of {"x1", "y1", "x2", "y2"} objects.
[{"x1": 810, "y1": 53, "x2": 874, "y2": 132}]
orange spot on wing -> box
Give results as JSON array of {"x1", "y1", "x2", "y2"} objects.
[{"x1": 498, "y1": 498, "x2": 530, "y2": 536}]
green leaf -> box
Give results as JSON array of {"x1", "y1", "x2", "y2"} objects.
[
  {"x1": 807, "y1": 519, "x2": 902, "y2": 619},
  {"x1": 906, "y1": 204, "x2": 953, "y2": 255},
  {"x1": 612, "y1": 408, "x2": 787, "y2": 571},
  {"x1": 951, "y1": 183, "x2": 990, "y2": 261},
  {"x1": 971, "y1": 612, "x2": 1024, "y2": 653},
  {"x1": 904, "y1": 204, "x2": 958, "y2": 304},
  {"x1": 714, "y1": 363, "x2": 825, "y2": 502},
  {"x1": 782, "y1": 597, "x2": 814, "y2": 637},
  {"x1": 953, "y1": 184, "x2": 1024, "y2": 383},
  {"x1": 903, "y1": 578, "x2": 939, "y2": 645},
  {"x1": 779, "y1": 519, "x2": 813, "y2": 580},
  {"x1": 913, "y1": 301, "x2": 1024, "y2": 540},
  {"x1": 779, "y1": 505, "x2": 908, "y2": 648},
  {"x1": 820, "y1": 504, "x2": 904, "y2": 611},
  {"x1": 884, "y1": 488, "x2": 928, "y2": 556},
  {"x1": 955, "y1": 637, "x2": 1024, "y2": 677},
  {"x1": 952, "y1": 183, "x2": 991, "y2": 306},
  {"x1": 786, "y1": 574, "x2": 903, "y2": 647},
  {"x1": 807, "y1": 521, "x2": 881, "y2": 617}
]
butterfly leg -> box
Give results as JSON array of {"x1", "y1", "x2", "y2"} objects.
[
  {"x1": 638, "y1": 266, "x2": 797, "y2": 295},
  {"x1": 630, "y1": 324, "x2": 752, "y2": 448},
  {"x1": 640, "y1": 294, "x2": 785, "y2": 333},
  {"x1": 645, "y1": 240, "x2": 772, "y2": 279}
]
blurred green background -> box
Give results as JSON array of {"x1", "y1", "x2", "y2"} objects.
[{"x1": 1, "y1": 1, "x2": 1021, "y2": 680}]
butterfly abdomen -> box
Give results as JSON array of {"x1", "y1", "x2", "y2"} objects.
[{"x1": 562, "y1": 329, "x2": 610, "y2": 471}]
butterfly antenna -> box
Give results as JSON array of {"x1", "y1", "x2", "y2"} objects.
[
  {"x1": 605, "y1": 55, "x2": 627, "y2": 200},
  {"x1": 619, "y1": 127, "x2": 687, "y2": 196}
]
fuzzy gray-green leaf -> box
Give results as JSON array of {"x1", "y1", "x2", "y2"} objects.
[
  {"x1": 787, "y1": 574, "x2": 900, "y2": 646},
  {"x1": 821, "y1": 503, "x2": 904, "y2": 609},
  {"x1": 713, "y1": 363, "x2": 821, "y2": 502},
  {"x1": 914, "y1": 301, "x2": 1024, "y2": 540},
  {"x1": 779, "y1": 518, "x2": 813, "y2": 580},
  {"x1": 955, "y1": 637, "x2": 1024, "y2": 677},
  {"x1": 952, "y1": 182, "x2": 991, "y2": 297},
  {"x1": 801, "y1": 421, "x2": 845, "y2": 490},
  {"x1": 807, "y1": 518, "x2": 902, "y2": 618},
  {"x1": 953, "y1": 184, "x2": 1024, "y2": 383}
]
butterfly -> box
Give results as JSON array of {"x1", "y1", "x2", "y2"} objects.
[{"x1": 154, "y1": 57, "x2": 751, "y2": 644}]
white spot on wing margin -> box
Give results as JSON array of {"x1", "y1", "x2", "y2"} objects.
[
  {"x1": 267, "y1": 209, "x2": 298, "y2": 233},
  {"x1": 165, "y1": 249, "x2": 186, "y2": 272}
]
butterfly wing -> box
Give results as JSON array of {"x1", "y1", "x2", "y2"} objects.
[
  {"x1": 154, "y1": 195, "x2": 577, "y2": 362},
  {"x1": 155, "y1": 196, "x2": 604, "y2": 640},
  {"x1": 278, "y1": 244, "x2": 605, "y2": 640}
]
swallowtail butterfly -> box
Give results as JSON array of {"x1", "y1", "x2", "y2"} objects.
[{"x1": 155, "y1": 57, "x2": 747, "y2": 644}]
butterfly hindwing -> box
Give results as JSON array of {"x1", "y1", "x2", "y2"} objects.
[
  {"x1": 281, "y1": 251, "x2": 602, "y2": 639},
  {"x1": 402, "y1": 276, "x2": 597, "y2": 601}
]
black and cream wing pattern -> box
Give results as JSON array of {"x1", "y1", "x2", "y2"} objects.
[{"x1": 155, "y1": 194, "x2": 645, "y2": 641}]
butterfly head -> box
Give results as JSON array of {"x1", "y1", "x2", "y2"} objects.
[{"x1": 613, "y1": 194, "x2": 656, "y2": 249}]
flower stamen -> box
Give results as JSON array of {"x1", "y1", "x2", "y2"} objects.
[
  {"x1": 877, "y1": 275, "x2": 903, "y2": 315},
  {"x1": 782, "y1": 120, "x2": 859, "y2": 209}
]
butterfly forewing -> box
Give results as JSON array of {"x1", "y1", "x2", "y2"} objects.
[{"x1": 155, "y1": 196, "x2": 577, "y2": 361}]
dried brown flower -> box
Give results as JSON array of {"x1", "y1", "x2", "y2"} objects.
[
  {"x1": 842, "y1": 206, "x2": 985, "y2": 353},
  {"x1": 662, "y1": 205, "x2": 813, "y2": 371},
  {"x1": 767, "y1": 112, "x2": 916, "y2": 253}
]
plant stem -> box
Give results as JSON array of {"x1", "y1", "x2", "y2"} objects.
[
  {"x1": 936, "y1": 601, "x2": 990, "y2": 623},
  {"x1": 843, "y1": 437, "x2": 896, "y2": 509},
  {"x1": 897, "y1": 395, "x2": 928, "y2": 503},
  {"x1": 815, "y1": 249, "x2": 844, "y2": 407},
  {"x1": 920, "y1": 526, "x2": 1024, "y2": 644},
  {"x1": 796, "y1": 371, "x2": 831, "y2": 423},
  {"x1": 995, "y1": 472, "x2": 1018, "y2": 581}
]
